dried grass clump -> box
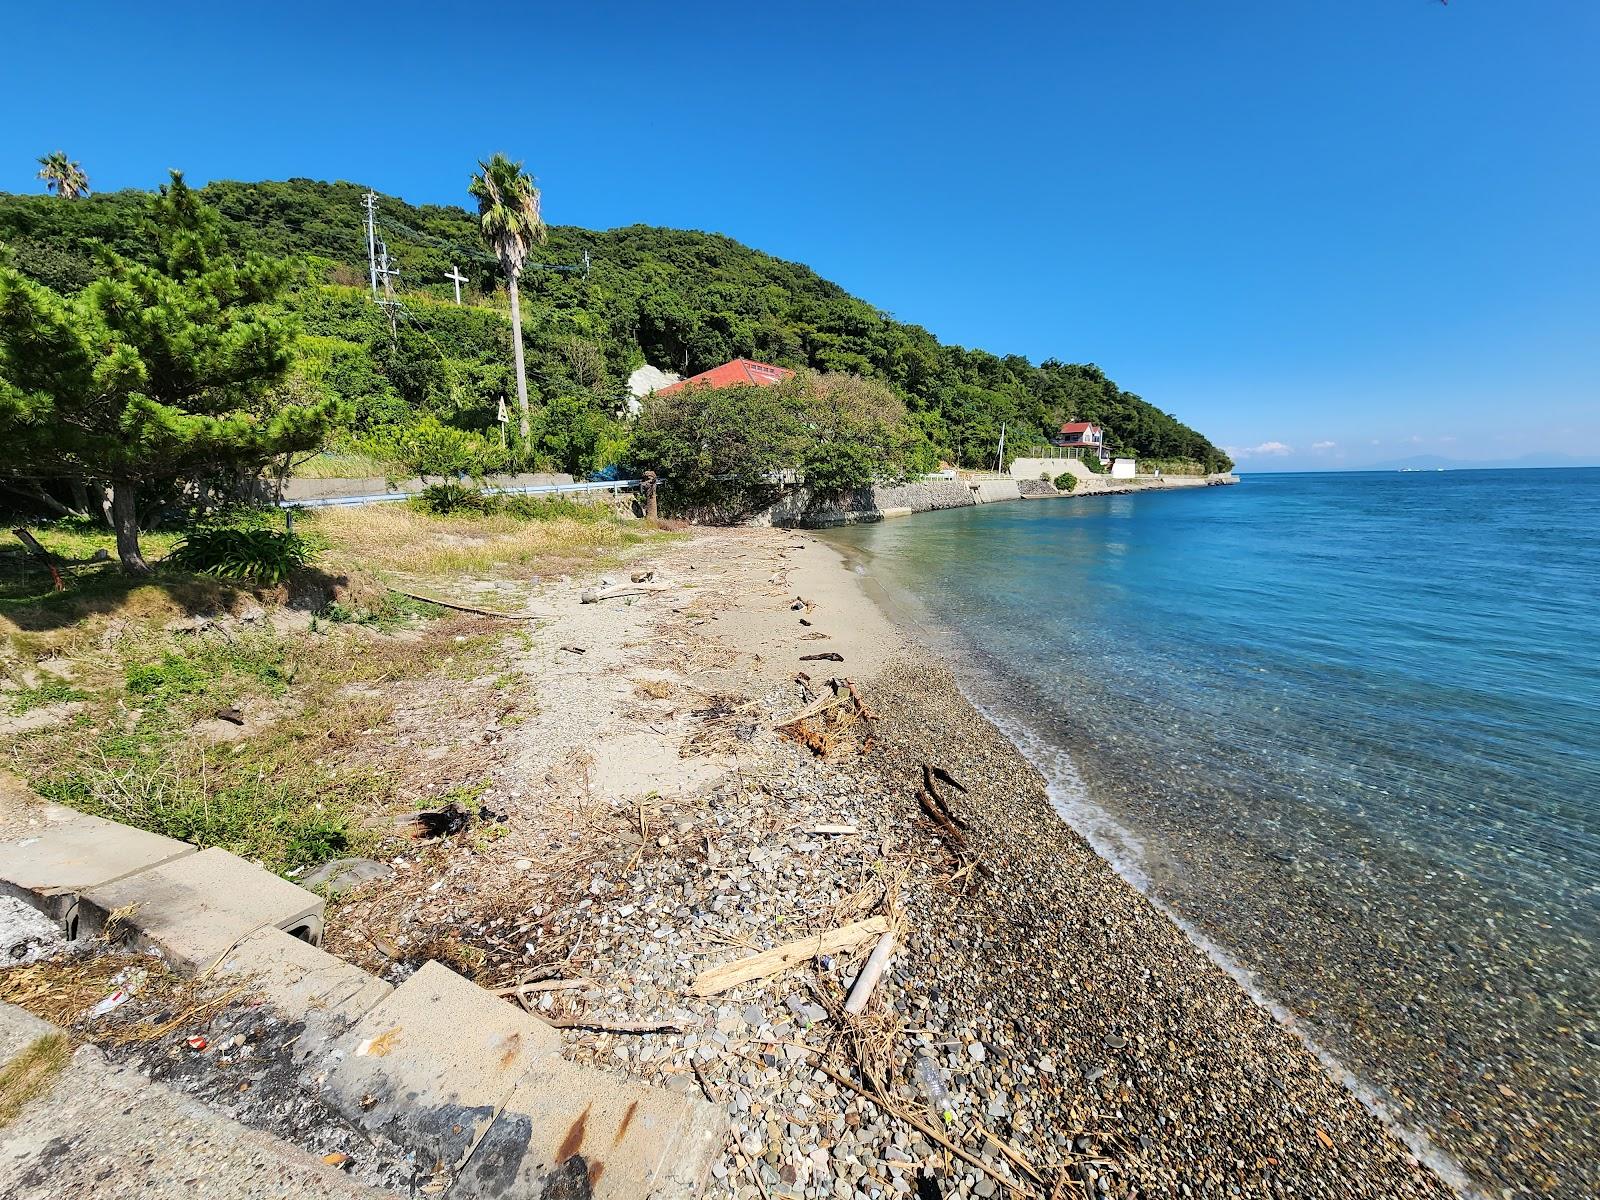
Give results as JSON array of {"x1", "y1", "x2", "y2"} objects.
[
  {"x1": 0, "y1": 1034, "x2": 71, "y2": 1127},
  {"x1": 309, "y1": 505, "x2": 639, "y2": 578}
]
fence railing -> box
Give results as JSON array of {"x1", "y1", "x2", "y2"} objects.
[{"x1": 1021, "y1": 445, "x2": 1091, "y2": 460}]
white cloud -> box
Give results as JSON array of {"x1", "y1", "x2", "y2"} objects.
[
  {"x1": 1312, "y1": 440, "x2": 1337, "y2": 452},
  {"x1": 1228, "y1": 440, "x2": 1293, "y2": 459}
]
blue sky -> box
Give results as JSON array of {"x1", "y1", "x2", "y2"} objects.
[{"x1": 5, "y1": 1, "x2": 1597, "y2": 469}]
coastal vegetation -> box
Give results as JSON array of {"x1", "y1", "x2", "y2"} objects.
[
  {"x1": 0, "y1": 173, "x2": 338, "y2": 571},
  {"x1": 0, "y1": 174, "x2": 1231, "y2": 530}
]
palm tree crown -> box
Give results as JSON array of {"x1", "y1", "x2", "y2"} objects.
[
  {"x1": 37, "y1": 151, "x2": 89, "y2": 199},
  {"x1": 468, "y1": 154, "x2": 546, "y2": 278}
]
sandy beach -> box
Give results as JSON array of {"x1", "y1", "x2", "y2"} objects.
[{"x1": 305, "y1": 524, "x2": 1457, "y2": 1199}]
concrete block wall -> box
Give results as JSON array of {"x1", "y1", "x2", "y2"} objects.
[{"x1": 970, "y1": 478, "x2": 1022, "y2": 504}]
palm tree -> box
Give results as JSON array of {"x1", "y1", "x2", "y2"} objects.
[
  {"x1": 36, "y1": 151, "x2": 89, "y2": 199},
  {"x1": 469, "y1": 154, "x2": 545, "y2": 446}
]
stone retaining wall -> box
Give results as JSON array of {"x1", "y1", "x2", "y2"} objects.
[{"x1": 1016, "y1": 478, "x2": 1062, "y2": 498}]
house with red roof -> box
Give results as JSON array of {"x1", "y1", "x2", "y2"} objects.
[
  {"x1": 1052, "y1": 420, "x2": 1109, "y2": 462},
  {"x1": 654, "y1": 358, "x2": 795, "y2": 397}
]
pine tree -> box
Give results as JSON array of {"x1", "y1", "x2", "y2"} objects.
[{"x1": 0, "y1": 172, "x2": 339, "y2": 572}]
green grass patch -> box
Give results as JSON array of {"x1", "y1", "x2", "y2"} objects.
[
  {"x1": 123, "y1": 634, "x2": 293, "y2": 708},
  {"x1": 318, "y1": 590, "x2": 442, "y2": 630},
  {"x1": 36, "y1": 733, "x2": 387, "y2": 875},
  {"x1": 9, "y1": 678, "x2": 85, "y2": 715}
]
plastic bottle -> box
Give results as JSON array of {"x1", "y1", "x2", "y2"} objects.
[{"x1": 912, "y1": 1055, "x2": 952, "y2": 1122}]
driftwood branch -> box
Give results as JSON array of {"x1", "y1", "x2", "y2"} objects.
[
  {"x1": 814, "y1": 1062, "x2": 1043, "y2": 1200},
  {"x1": 692, "y1": 917, "x2": 888, "y2": 996},
  {"x1": 581, "y1": 581, "x2": 671, "y2": 603},
  {"x1": 538, "y1": 1015, "x2": 683, "y2": 1033},
  {"x1": 391, "y1": 589, "x2": 538, "y2": 619}
]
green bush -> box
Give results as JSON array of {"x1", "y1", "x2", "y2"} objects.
[
  {"x1": 1053, "y1": 472, "x2": 1078, "y2": 493},
  {"x1": 1078, "y1": 454, "x2": 1104, "y2": 474},
  {"x1": 168, "y1": 525, "x2": 314, "y2": 584}
]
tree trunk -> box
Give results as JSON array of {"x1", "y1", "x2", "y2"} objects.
[
  {"x1": 109, "y1": 483, "x2": 150, "y2": 575},
  {"x1": 508, "y1": 271, "x2": 531, "y2": 445},
  {"x1": 68, "y1": 477, "x2": 91, "y2": 516}
]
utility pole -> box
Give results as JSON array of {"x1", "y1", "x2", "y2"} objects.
[
  {"x1": 995, "y1": 422, "x2": 1007, "y2": 472},
  {"x1": 377, "y1": 241, "x2": 401, "y2": 344},
  {"x1": 361, "y1": 192, "x2": 380, "y2": 299},
  {"x1": 445, "y1": 266, "x2": 468, "y2": 305}
]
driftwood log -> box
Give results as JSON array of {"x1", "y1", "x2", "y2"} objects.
[{"x1": 692, "y1": 917, "x2": 888, "y2": 997}]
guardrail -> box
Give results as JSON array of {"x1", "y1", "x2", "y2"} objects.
[{"x1": 280, "y1": 479, "x2": 642, "y2": 510}]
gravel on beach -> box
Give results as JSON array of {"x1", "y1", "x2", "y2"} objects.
[{"x1": 319, "y1": 529, "x2": 1462, "y2": 1200}]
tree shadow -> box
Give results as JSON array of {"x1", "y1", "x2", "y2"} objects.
[{"x1": 0, "y1": 555, "x2": 355, "y2": 635}]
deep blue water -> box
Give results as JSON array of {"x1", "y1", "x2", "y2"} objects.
[{"x1": 827, "y1": 469, "x2": 1599, "y2": 1192}]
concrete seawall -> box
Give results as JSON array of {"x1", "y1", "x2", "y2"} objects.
[{"x1": 750, "y1": 472, "x2": 1236, "y2": 528}]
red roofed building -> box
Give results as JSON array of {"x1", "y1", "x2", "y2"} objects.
[
  {"x1": 1052, "y1": 420, "x2": 1109, "y2": 461},
  {"x1": 654, "y1": 358, "x2": 795, "y2": 397}
]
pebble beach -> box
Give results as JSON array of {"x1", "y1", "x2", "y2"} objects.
[{"x1": 313, "y1": 526, "x2": 1462, "y2": 1200}]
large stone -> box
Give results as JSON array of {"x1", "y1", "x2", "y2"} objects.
[
  {"x1": 211, "y1": 925, "x2": 392, "y2": 1065},
  {"x1": 0, "y1": 803, "x2": 195, "y2": 926},
  {"x1": 308, "y1": 961, "x2": 560, "y2": 1179},
  {"x1": 450, "y1": 1057, "x2": 726, "y2": 1200},
  {"x1": 0, "y1": 1043, "x2": 387, "y2": 1199},
  {"x1": 298, "y1": 857, "x2": 393, "y2": 897},
  {"x1": 75, "y1": 846, "x2": 324, "y2": 967}
]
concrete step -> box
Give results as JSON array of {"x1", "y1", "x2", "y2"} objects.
[
  {"x1": 449, "y1": 1058, "x2": 725, "y2": 1200},
  {"x1": 211, "y1": 925, "x2": 394, "y2": 1066},
  {"x1": 0, "y1": 795, "x2": 726, "y2": 1200},
  {"x1": 305, "y1": 961, "x2": 563, "y2": 1183},
  {"x1": 0, "y1": 1002, "x2": 391, "y2": 1200},
  {"x1": 74, "y1": 846, "x2": 325, "y2": 968},
  {"x1": 0, "y1": 803, "x2": 196, "y2": 929}
]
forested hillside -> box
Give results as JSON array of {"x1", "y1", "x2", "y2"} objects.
[{"x1": 0, "y1": 178, "x2": 1231, "y2": 473}]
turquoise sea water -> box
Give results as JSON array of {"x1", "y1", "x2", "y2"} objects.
[{"x1": 826, "y1": 469, "x2": 1599, "y2": 1196}]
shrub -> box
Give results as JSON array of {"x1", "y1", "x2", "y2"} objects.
[
  {"x1": 631, "y1": 369, "x2": 918, "y2": 518},
  {"x1": 394, "y1": 415, "x2": 498, "y2": 483},
  {"x1": 1053, "y1": 472, "x2": 1078, "y2": 493},
  {"x1": 168, "y1": 525, "x2": 314, "y2": 584},
  {"x1": 1078, "y1": 454, "x2": 1104, "y2": 474},
  {"x1": 412, "y1": 482, "x2": 490, "y2": 515}
]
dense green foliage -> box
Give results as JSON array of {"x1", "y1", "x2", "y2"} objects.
[
  {"x1": 169, "y1": 523, "x2": 314, "y2": 584},
  {"x1": 1053, "y1": 472, "x2": 1078, "y2": 493},
  {"x1": 0, "y1": 177, "x2": 1231, "y2": 484},
  {"x1": 632, "y1": 371, "x2": 922, "y2": 517},
  {"x1": 0, "y1": 175, "x2": 339, "y2": 569}
]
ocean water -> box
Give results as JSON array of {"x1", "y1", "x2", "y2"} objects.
[{"x1": 826, "y1": 469, "x2": 1599, "y2": 1197}]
